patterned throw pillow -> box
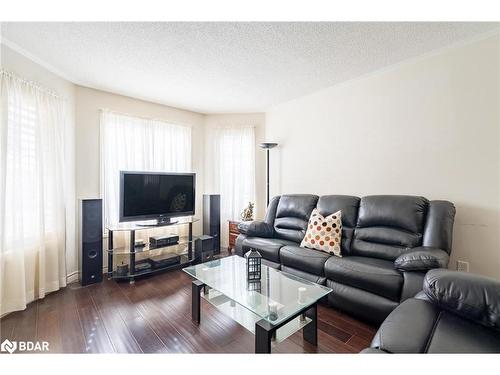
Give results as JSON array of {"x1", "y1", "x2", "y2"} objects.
[{"x1": 300, "y1": 208, "x2": 342, "y2": 257}]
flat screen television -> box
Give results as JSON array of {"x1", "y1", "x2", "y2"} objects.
[{"x1": 119, "y1": 171, "x2": 196, "y2": 224}]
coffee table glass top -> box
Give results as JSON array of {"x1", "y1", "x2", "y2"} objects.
[{"x1": 183, "y1": 255, "x2": 332, "y2": 326}]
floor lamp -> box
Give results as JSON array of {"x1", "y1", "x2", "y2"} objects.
[{"x1": 259, "y1": 142, "x2": 278, "y2": 207}]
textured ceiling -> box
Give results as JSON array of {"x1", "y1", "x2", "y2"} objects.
[{"x1": 1, "y1": 22, "x2": 498, "y2": 113}]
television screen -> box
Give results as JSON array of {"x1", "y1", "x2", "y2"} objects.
[{"x1": 120, "y1": 172, "x2": 195, "y2": 222}]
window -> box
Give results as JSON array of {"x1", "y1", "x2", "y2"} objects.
[
  {"x1": 5, "y1": 97, "x2": 39, "y2": 241},
  {"x1": 100, "y1": 110, "x2": 192, "y2": 226},
  {"x1": 2, "y1": 73, "x2": 64, "y2": 247},
  {"x1": 206, "y1": 126, "x2": 255, "y2": 248},
  {"x1": 1, "y1": 70, "x2": 67, "y2": 315}
]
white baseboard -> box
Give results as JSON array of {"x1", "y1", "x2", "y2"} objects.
[{"x1": 66, "y1": 267, "x2": 108, "y2": 284}]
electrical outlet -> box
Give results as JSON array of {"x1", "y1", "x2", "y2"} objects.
[{"x1": 456, "y1": 260, "x2": 469, "y2": 272}]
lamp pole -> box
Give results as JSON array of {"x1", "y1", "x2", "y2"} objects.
[{"x1": 259, "y1": 143, "x2": 278, "y2": 207}]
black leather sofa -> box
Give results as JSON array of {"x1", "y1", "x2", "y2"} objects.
[
  {"x1": 235, "y1": 194, "x2": 455, "y2": 325},
  {"x1": 362, "y1": 269, "x2": 500, "y2": 353}
]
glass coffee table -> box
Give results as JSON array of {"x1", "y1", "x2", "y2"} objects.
[{"x1": 183, "y1": 255, "x2": 332, "y2": 353}]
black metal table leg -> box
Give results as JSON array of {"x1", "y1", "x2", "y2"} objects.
[
  {"x1": 129, "y1": 230, "x2": 136, "y2": 284},
  {"x1": 107, "y1": 230, "x2": 114, "y2": 279},
  {"x1": 188, "y1": 222, "x2": 193, "y2": 260},
  {"x1": 303, "y1": 302, "x2": 318, "y2": 345},
  {"x1": 255, "y1": 320, "x2": 274, "y2": 354},
  {"x1": 192, "y1": 280, "x2": 205, "y2": 324}
]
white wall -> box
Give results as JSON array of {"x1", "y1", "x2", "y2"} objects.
[
  {"x1": 1, "y1": 43, "x2": 78, "y2": 279},
  {"x1": 266, "y1": 34, "x2": 500, "y2": 279}
]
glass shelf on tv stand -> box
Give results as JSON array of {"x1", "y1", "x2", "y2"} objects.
[
  {"x1": 106, "y1": 216, "x2": 200, "y2": 232},
  {"x1": 105, "y1": 216, "x2": 199, "y2": 283},
  {"x1": 112, "y1": 253, "x2": 195, "y2": 280},
  {"x1": 105, "y1": 237, "x2": 199, "y2": 255}
]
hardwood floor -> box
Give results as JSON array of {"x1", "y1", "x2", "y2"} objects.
[{"x1": 0, "y1": 268, "x2": 376, "y2": 354}]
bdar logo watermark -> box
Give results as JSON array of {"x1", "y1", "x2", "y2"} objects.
[
  {"x1": 1, "y1": 339, "x2": 49, "y2": 353},
  {"x1": 1, "y1": 339, "x2": 17, "y2": 353}
]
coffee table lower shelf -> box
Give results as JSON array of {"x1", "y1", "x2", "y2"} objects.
[{"x1": 191, "y1": 280, "x2": 318, "y2": 353}]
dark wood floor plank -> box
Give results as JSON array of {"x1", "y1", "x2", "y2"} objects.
[
  {"x1": 317, "y1": 306, "x2": 376, "y2": 340},
  {"x1": 11, "y1": 302, "x2": 38, "y2": 348},
  {"x1": 287, "y1": 332, "x2": 325, "y2": 353},
  {"x1": 36, "y1": 292, "x2": 64, "y2": 352},
  {"x1": 124, "y1": 315, "x2": 168, "y2": 353},
  {"x1": 346, "y1": 334, "x2": 372, "y2": 350},
  {"x1": 1, "y1": 265, "x2": 376, "y2": 354},
  {"x1": 137, "y1": 307, "x2": 196, "y2": 353},
  {"x1": 317, "y1": 330, "x2": 358, "y2": 353},
  {"x1": 75, "y1": 286, "x2": 115, "y2": 353},
  {"x1": 317, "y1": 319, "x2": 352, "y2": 343},
  {"x1": 57, "y1": 286, "x2": 87, "y2": 353},
  {"x1": 89, "y1": 281, "x2": 143, "y2": 353},
  {"x1": 0, "y1": 313, "x2": 16, "y2": 341}
]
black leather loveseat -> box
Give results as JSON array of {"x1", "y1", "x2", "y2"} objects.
[
  {"x1": 235, "y1": 194, "x2": 455, "y2": 325},
  {"x1": 362, "y1": 269, "x2": 500, "y2": 353}
]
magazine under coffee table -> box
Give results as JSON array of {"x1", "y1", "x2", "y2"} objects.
[{"x1": 183, "y1": 255, "x2": 332, "y2": 353}]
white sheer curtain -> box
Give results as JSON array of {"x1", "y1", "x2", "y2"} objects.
[
  {"x1": 0, "y1": 70, "x2": 67, "y2": 316},
  {"x1": 100, "y1": 110, "x2": 192, "y2": 227},
  {"x1": 206, "y1": 126, "x2": 255, "y2": 248}
]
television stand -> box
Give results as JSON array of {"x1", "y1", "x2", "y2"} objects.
[
  {"x1": 136, "y1": 217, "x2": 179, "y2": 227},
  {"x1": 105, "y1": 217, "x2": 199, "y2": 284}
]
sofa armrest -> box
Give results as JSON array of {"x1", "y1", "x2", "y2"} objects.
[
  {"x1": 237, "y1": 221, "x2": 274, "y2": 238},
  {"x1": 394, "y1": 246, "x2": 449, "y2": 272},
  {"x1": 424, "y1": 269, "x2": 500, "y2": 330}
]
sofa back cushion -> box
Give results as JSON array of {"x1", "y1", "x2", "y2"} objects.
[
  {"x1": 351, "y1": 195, "x2": 429, "y2": 260},
  {"x1": 316, "y1": 195, "x2": 360, "y2": 255},
  {"x1": 274, "y1": 194, "x2": 318, "y2": 243}
]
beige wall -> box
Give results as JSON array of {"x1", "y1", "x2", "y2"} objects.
[
  {"x1": 1, "y1": 43, "x2": 78, "y2": 278},
  {"x1": 75, "y1": 86, "x2": 206, "y2": 241},
  {"x1": 204, "y1": 113, "x2": 267, "y2": 220},
  {"x1": 266, "y1": 34, "x2": 500, "y2": 279}
]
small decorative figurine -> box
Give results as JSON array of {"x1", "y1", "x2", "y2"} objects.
[
  {"x1": 245, "y1": 248, "x2": 262, "y2": 281},
  {"x1": 241, "y1": 202, "x2": 254, "y2": 221}
]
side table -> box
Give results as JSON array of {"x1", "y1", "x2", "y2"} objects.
[{"x1": 228, "y1": 220, "x2": 241, "y2": 253}]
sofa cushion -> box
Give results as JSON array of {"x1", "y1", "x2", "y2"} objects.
[
  {"x1": 240, "y1": 237, "x2": 297, "y2": 263},
  {"x1": 279, "y1": 245, "x2": 331, "y2": 276},
  {"x1": 370, "y1": 298, "x2": 500, "y2": 353},
  {"x1": 426, "y1": 311, "x2": 500, "y2": 353},
  {"x1": 273, "y1": 194, "x2": 318, "y2": 243},
  {"x1": 351, "y1": 195, "x2": 428, "y2": 260},
  {"x1": 281, "y1": 265, "x2": 326, "y2": 285},
  {"x1": 324, "y1": 256, "x2": 403, "y2": 301},
  {"x1": 316, "y1": 195, "x2": 360, "y2": 254},
  {"x1": 326, "y1": 280, "x2": 399, "y2": 325},
  {"x1": 356, "y1": 195, "x2": 428, "y2": 233},
  {"x1": 370, "y1": 298, "x2": 440, "y2": 353},
  {"x1": 300, "y1": 209, "x2": 342, "y2": 257}
]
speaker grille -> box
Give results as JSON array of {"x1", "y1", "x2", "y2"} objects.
[{"x1": 80, "y1": 199, "x2": 103, "y2": 286}]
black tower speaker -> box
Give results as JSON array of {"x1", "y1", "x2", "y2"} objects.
[
  {"x1": 79, "y1": 199, "x2": 103, "y2": 286},
  {"x1": 203, "y1": 194, "x2": 220, "y2": 254}
]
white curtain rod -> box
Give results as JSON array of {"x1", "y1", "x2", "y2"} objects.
[
  {"x1": 99, "y1": 108, "x2": 193, "y2": 128},
  {"x1": 0, "y1": 69, "x2": 66, "y2": 100}
]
